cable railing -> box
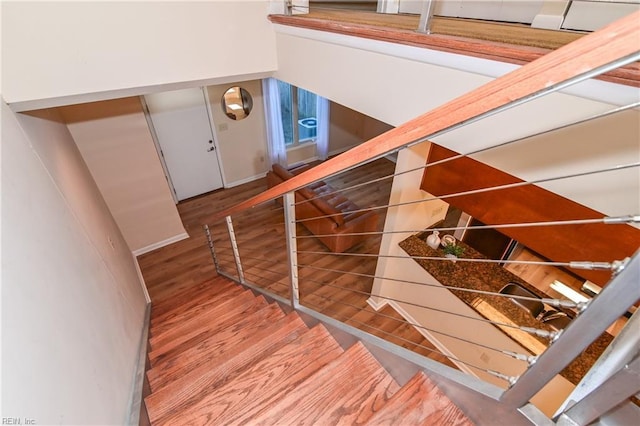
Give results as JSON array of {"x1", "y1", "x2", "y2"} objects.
[
  {"x1": 204, "y1": 11, "x2": 640, "y2": 425},
  {"x1": 206, "y1": 140, "x2": 638, "y2": 419}
]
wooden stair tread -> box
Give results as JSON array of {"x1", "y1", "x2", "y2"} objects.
[
  {"x1": 252, "y1": 341, "x2": 400, "y2": 425},
  {"x1": 150, "y1": 276, "x2": 237, "y2": 324},
  {"x1": 151, "y1": 275, "x2": 235, "y2": 315},
  {"x1": 148, "y1": 293, "x2": 272, "y2": 367},
  {"x1": 150, "y1": 284, "x2": 244, "y2": 336},
  {"x1": 147, "y1": 302, "x2": 286, "y2": 390},
  {"x1": 155, "y1": 324, "x2": 344, "y2": 426},
  {"x1": 148, "y1": 289, "x2": 261, "y2": 351},
  {"x1": 148, "y1": 298, "x2": 272, "y2": 372},
  {"x1": 148, "y1": 261, "x2": 216, "y2": 301},
  {"x1": 145, "y1": 248, "x2": 219, "y2": 302},
  {"x1": 145, "y1": 312, "x2": 309, "y2": 423},
  {"x1": 365, "y1": 372, "x2": 473, "y2": 426}
]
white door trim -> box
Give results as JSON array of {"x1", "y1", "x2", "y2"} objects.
[
  {"x1": 140, "y1": 95, "x2": 179, "y2": 204},
  {"x1": 144, "y1": 88, "x2": 225, "y2": 201},
  {"x1": 202, "y1": 87, "x2": 228, "y2": 188}
]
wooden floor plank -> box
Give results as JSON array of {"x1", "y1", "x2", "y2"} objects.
[
  {"x1": 155, "y1": 325, "x2": 344, "y2": 426},
  {"x1": 148, "y1": 291, "x2": 263, "y2": 354},
  {"x1": 145, "y1": 312, "x2": 308, "y2": 423},
  {"x1": 150, "y1": 276, "x2": 235, "y2": 323},
  {"x1": 365, "y1": 372, "x2": 473, "y2": 426},
  {"x1": 147, "y1": 302, "x2": 286, "y2": 392},
  {"x1": 251, "y1": 342, "x2": 400, "y2": 426},
  {"x1": 150, "y1": 283, "x2": 244, "y2": 336}
]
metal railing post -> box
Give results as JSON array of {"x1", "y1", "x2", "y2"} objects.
[
  {"x1": 554, "y1": 306, "x2": 640, "y2": 417},
  {"x1": 203, "y1": 224, "x2": 221, "y2": 274},
  {"x1": 283, "y1": 192, "x2": 300, "y2": 308},
  {"x1": 500, "y1": 250, "x2": 640, "y2": 409},
  {"x1": 225, "y1": 215, "x2": 246, "y2": 284},
  {"x1": 556, "y1": 355, "x2": 640, "y2": 426},
  {"x1": 417, "y1": 0, "x2": 436, "y2": 34}
]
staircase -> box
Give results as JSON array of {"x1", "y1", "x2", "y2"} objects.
[{"x1": 144, "y1": 276, "x2": 474, "y2": 425}]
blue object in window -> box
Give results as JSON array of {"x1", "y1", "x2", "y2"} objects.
[{"x1": 298, "y1": 117, "x2": 317, "y2": 140}]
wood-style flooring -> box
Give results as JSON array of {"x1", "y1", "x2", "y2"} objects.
[{"x1": 138, "y1": 157, "x2": 457, "y2": 371}]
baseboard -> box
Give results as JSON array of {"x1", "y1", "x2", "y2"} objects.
[
  {"x1": 126, "y1": 302, "x2": 151, "y2": 426},
  {"x1": 288, "y1": 155, "x2": 319, "y2": 167},
  {"x1": 386, "y1": 300, "x2": 476, "y2": 376},
  {"x1": 366, "y1": 296, "x2": 389, "y2": 311},
  {"x1": 224, "y1": 172, "x2": 268, "y2": 189},
  {"x1": 132, "y1": 232, "x2": 189, "y2": 256},
  {"x1": 133, "y1": 255, "x2": 151, "y2": 304}
]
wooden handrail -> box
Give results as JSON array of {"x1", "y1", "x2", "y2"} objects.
[{"x1": 211, "y1": 11, "x2": 640, "y2": 221}]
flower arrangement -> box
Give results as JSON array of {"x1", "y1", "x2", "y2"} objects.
[{"x1": 442, "y1": 242, "x2": 465, "y2": 258}]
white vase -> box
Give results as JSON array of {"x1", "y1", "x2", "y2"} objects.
[{"x1": 426, "y1": 231, "x2": 441, "y2": 249}]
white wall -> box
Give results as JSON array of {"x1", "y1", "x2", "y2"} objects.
[
  {"x1": 207, "y1": 80, "x2": 270, "y2": 186},
  {"x1": 273, "y1": 27, "x2": 639, "y2": 219},
  {"x1": 470, "y1": 108, "x2": 640, "y2": 221},
  {"x1": 1, "y1": 102, "x2": 147, "y2": 423},
  {"x1": 562, "y1": 0, "x2": 640, "y2": 31},
  {"x1": 399, "y1": 0, "x2": 544, "y2": 23},
  {"x1": 2, "y1": 1, "x2": 278, "y2": 111},
  {"x1": 59, "y1": 97, "x2": 187, "y2": 253}
]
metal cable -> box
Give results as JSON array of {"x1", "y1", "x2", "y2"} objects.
[
  {"x1": 303, "y1": 289, "x2": 534, "y2": 360},
  {"x1": 243, "y1": 270, "x2": 285, "y2": 284},
  {"x1": 294, "y1": 215, "x2": 640, "y2": 240},
  {"x1": 218, "y1": 204, "x2": 285, "y2": 225},
  {"x1": 229, "y1": 197, "x2": 288, "y2": 216},
  {"x1": 209, "y1": 233, "x2": 235, "y2": 245},
  {"x1": 231, "y1": 212, "x2": 284, "y2": 229},
  {"x1": 293, "y1": 102, "x2": 639, "y2": 207},
  {"x1": 302, "y1": 298, "x2": 515, "y2": 381},
  {"x1": 214, "y1": 258, "x2": 236, "y2": 266},
  {"x1": 295, "y1": 162, "x2": 639, "y2": 224},
  {"x1": 233, "y1": 238, "x2": 287, "y2": 250},
  {"x1": 233, "y1": 253, "x2": 281, "y2": 265},
  {"x1": 297, "y1": 263, "x2": 579, "y2": 309},
  {"x1": 232, "y1": 207, "x2": 285, "y2": 220},
  {"x1": 213, "y1": 251, "x2": 238, "y2": 260},
  {"x1": 241, "y1": 263, "x2": 288, "y2": 278},
  {"x1": 301, "y1": 276, "x2": 549, "y2": 334},
  {"x1": 296, "y1": 250, "x2": 618, "y2": 272},
  {"x1": 215, "y1": 262, "x2": 238, "y2": 272}
]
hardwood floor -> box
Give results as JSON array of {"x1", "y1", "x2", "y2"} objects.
[{"x1": 138, "y1": 157, "x2": 458, "y2": 372}]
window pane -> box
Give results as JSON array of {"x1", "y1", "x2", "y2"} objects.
[
  {"x1": 297, "y1": 88, "x2": 317, "y2": 142},
  {"x1": 277, "y1": 80, "x2": 294, "y2": 146}
]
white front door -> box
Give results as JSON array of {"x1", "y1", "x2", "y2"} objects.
[{"x1": 145, "y1": 87, "x2": 224, "y2": 201}]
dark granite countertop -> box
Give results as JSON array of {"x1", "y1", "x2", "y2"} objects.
[{"x1": 399, "y1": 233, "x2": 613, "y2": 385}]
